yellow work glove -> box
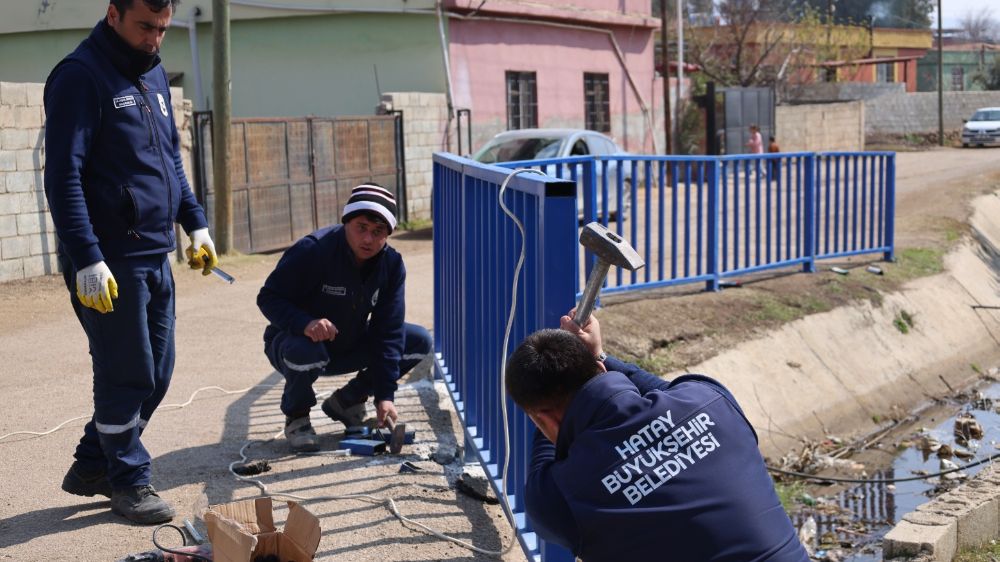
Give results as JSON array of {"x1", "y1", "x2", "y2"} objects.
[
  {"x1": 185, "y1": 227, "x2": 218, "y2": 276},
  {"x1": 76, "y1": 261, "x2": 118, "y2": 314}
]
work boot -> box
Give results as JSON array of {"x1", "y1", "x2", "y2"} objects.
[
  {"x1": 321, "y1": 389, "x2": 367, "y2": 428},
  {"x1": 110, "y1": 485, "x2": 175, "y2": 525},
  {"x1": 61, "y1": 462, "x2": 113, "y2": 499},
  {"x1": 284, "y1": 416, "x2": 320, "y2": 453}
]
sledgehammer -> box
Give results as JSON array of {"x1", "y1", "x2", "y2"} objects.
[{"x1": 573, "y1": 222, "x2": 644, "y2": 326}]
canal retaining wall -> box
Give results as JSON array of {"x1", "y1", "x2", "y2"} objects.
[{"x1": 671, "y1": 190, "x2": 1000, "y2": 460}]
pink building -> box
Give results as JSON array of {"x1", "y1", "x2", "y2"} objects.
[{"x1": 443, "y1": 1, "x2": 662, "y2": 154}]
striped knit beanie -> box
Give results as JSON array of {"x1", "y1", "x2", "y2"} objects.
[{"x1": 341, "y1": 183, "x2": 398, "y2": 233}]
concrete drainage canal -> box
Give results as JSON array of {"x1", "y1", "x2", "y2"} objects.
[{"x1": 779, "y1": 373, "x2": 1000, "y2": 561}]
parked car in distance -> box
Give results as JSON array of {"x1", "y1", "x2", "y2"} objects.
[
  {"x1": 471, "y1": 128, "x2": 632, "y2": 220},
  {"x1": 962, "y1": 108, "x2": 1000, "y2": 148}
]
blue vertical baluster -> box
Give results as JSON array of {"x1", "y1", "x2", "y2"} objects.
[
  {"x1": 860, "y1": 155, "x2": 869, "y2": 251},
  {"x1": 697, "y1": 161, "x2": 704, "y2": 276},
  {"x1": 764, "y1": 158, "x2": 780, "y2": 263},
  {"x1": 671, "y1": 161, "x2": 679, "y2": 279},
  {"x1": 851, "y1": 155, "x2": 859, "y2": 251},
  {"x1": 645, "y1": 160, "x2": 653, "y2": 283},
  {"x1": 803, "y1": 155, "x2": 816, "y2": 272},
  {"x1": 630, "y1": 159, "x2": 639, "y2": 286},
  {"x1": 616, "y1": 159, "x2": 625, "y2": 286},
  {"x1": 776, "y1": 156, "x2": 783, "y2": 260},
  {"x1": 658, "y1": 161, "x2": 666, "y2": 281},
  {"x1": 734, "y1": 161, "x2": 740, "y2": 270},
  {"x1": 785, "y1": 156, "x2": 793, "y2": 261},
  {"x1": 755, "y1": 158, "x2": 762, "y2": 266},
  {"x1": 868, "y1": 154, "x2": 877, "y2": 248},
  {"x1": 601, "y1": 159, "x2": 611, "y2": 226},
  {"x1": 877, "y1": 155, "x2": 885, "y2": 248},
  {"x1": 684, "y1": 162, "x2": 692, "y2": 278},
  {"x1": 743, "y1": 159, "x2": 751, "y2": 269},
  {"x1": 721, "y1": 161, "x2": 729, "y2": 274},
  {"x1": 823, "y1": 155, "x2": 831, "y2": 255},
  {"x1": 707, "y1": 159, "x2": 721, "y2": 291}
]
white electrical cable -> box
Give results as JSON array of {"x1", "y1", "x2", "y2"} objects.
[
  {"x1": 495, "y1": 167, "x2": 550, "y2": 554},
  {"x1": 0, "y1": 385, "x2": 266, "y2": 443}
]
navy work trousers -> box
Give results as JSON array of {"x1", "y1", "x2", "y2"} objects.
[
  {"x1": 61, "y1": 252, "x2": 175, "y2": 488},
  {"x1": 264, "y1": 323, "x2": 433, "y2": 416}
]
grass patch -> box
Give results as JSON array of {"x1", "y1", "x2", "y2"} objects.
[
  {"x1": 749, "y1": 292, "x2": 832, "y2": 324},
  {"x1": 634, "y1": 354, "x2": 673, "y2": 376},
  {"x1": 397, "y1": 218, "x2": 433, "y2": 231},
  {"x1": 954, "y1": 542, "x2": 1000, "y2": 562},
  {"x1": 893, "y1": 310, "x2": 914, "y2": 334},
  {"x1": 773, "y1": 479, "x2": 807, "y2": 513},
  {"x1": 890, "y1": 247, "x2": 945, "y2": 281}
]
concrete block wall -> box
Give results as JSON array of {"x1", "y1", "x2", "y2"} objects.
[
  {"x1": 776, "y1": 101, "x2": 865, "y2": 152},
  {"x1": 379, "y1": 92, "x2": 455, "y2": 222},
  {"x1": 787, "y1": 82, "x2": 906, "y2": 103},
  {"x1": 883, "y1": 463, "x2": 1000, "y2": 560},
  {"x1": 865, "y1": 91, "x2": 1000, "y2": 135},
  {"x1": 0, "y1": 82, "x2": 193, "y2": 283},
  {"x1": 0, "y1": 82, "x2": 55, "y2": 282}
]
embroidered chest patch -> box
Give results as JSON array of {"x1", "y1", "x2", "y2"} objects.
[
  {"x1": 321, "y1": 285, "x2": 347, "y2": 296},
  {"x1": 113, "y1": 95, "x2": 136, "y2": 109}
]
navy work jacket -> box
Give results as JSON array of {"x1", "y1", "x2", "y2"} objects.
[
  {"x1": 44, "y1": 20, "x2": 207, "y2": 270},
  {"x1": 257, "y1": 225, "x2": 406, "y2": 402},
  {"x1": 525, "y1": 357, "x2": 809, "y2": 562}
]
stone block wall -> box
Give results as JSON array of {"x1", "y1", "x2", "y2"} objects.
[
  {"x1": 379, "y1": 92, "x2": 455, "y2": 223},
  {"x1": 0, "y1": 82, "x2": 193, "y2": 283},
  {"x1": 776, "y1": 101, "x2": 865, "y2": 152},
  {"x1": 864, "y1": 90, "x2": 1000, "y2": 135}
]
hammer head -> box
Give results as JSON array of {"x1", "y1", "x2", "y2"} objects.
[
  {"x1": 579, "y1": 222, "x2": 644, "y2": 271},
  {"x1": 388, "y1": 420, "x2": 407, "y2": 455}
]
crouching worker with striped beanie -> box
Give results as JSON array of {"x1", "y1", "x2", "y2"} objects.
[{"x1": 257, "y1": 183, "x2": 433, "y2": 452}]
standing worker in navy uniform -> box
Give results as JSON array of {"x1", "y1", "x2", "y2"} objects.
[
  {"x1": 258, "y1": 184, "x2": 433, "y2": 452},
  {"x1": 44, "y1": 0, "x2": 218, "y2": 524},
  {"x1": 505, "y1": 313, "x2": 809, "y2": 561}
]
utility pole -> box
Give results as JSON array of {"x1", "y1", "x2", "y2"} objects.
[
  {"x1": 212, "y1": 0, "x2": 233, "y2": 253},
  {"x1": 661, "y1": 0, "x2": 672, "y2": 154},
  {"x1": 675, "y1": 0, "x2": 684, "y2": 154},
  {"x1": 937, "y1": 0, "x2": 944, "y2": 146}
]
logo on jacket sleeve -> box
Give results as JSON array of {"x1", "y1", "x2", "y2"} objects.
[
  {"x1": 113, "y1": 95, "x2": 136, "y2": 109},
  {"x1": 156, "y1": 93, "x2": 169, "y2": 117},
  {"x1": 321, "y1": 285, "x2": 347, "y2": 296}
]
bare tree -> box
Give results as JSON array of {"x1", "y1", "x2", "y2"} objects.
[
  {"x1": 687, "y1": 1, "x2": 869, "y2": 88},
  {"x1": 958, "y1": 7, "x2": 999, "y2": 42}
]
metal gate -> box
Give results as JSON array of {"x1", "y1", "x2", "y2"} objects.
[
  {"x1": 720, "y1": 87, "x2": 775, "y2": 155},
  {"x1": 191, "y1": 113, "x2": 404, "y2": 254}
]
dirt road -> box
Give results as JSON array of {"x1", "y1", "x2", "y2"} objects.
[{"x1": 0, "y1": 147, "x2": 996, "y2": 561}]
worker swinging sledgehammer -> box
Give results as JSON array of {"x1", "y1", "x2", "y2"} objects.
[
  {"x1": 504, "y1": 223, "x2": 810, "y2": 561},
  {"x1": 257, "y1": 184, "x2": 433, "y2": 453}
]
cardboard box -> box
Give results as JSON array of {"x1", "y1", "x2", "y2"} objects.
[{"x1": 204, "y1": 498, "x2": 321, "y2": 562}]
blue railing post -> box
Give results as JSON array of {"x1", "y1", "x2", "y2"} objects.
[
  {"x1": 583, "y1": 158, "x2": 598, "y2": 288},
  {"x1": 706, "y1": 159, "x2": 721, "y2": 291},
  {"x1": 883, "y1": 153, "x2": 896, "y2": 262},
  {"x1": 802, "y1": 154, "x2": 817, "y2": 272}
]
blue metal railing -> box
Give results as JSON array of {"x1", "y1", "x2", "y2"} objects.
[
  {"x1": 434, "y1": 150, "x2": 894, "y2": 562},
  {"x1": 500, "y1": 151, "x2": 895, "y2": 295},
  {"x1": 432, "y1": 153, "x2": 577, "y2": 562}
]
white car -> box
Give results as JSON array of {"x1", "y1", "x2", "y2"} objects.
[
  {"x1": 961, "y1": 108, "x2": 1000, "y2": 148},
  {"x1": 472, "y1": 128, "x2": 633, "y2": 220}
]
